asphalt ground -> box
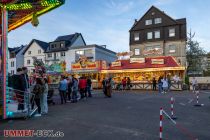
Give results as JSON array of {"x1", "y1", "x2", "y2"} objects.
[{"x1": 0, "y1": 90, "x2": 210, "y2": 140}]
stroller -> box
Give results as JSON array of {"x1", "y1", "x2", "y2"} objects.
[{"x1": 48, "y1": 89, "x2": 55, "y2": 105}]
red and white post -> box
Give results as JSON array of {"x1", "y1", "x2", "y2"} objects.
[
  {"x1": 194, "y1": 91, "x2": 202, "y2": 107},
  {"x1": 170, "y1": 97, "x2": 177, "y2": 119},
  {"x1": 196, "y1": 91, "x2": 199, "y2": 104},
  {"x1": 171, "y1": 97, "x2": 174, "y2": 117},
  {"x1": 160, "y1": 108, "x2": 163, "y2": 140}
]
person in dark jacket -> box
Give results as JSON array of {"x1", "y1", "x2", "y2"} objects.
[
  {"x1": 32, "y1": 78, "x2": 44, "y2": 117},
  {"x1": 12, "y1": 68, "x2": 25, "y2": 111},
  {"x1": 87, "y1": 77, "x2": 92, "y2": 97},
  {"x1": 152, "y1": 77, "x2": 157, "y2": 91}
]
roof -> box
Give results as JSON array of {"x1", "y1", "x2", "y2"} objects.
[
  {"x1": 108, "y1": 56, "x2": 181, "y2": 70},
  {"x1": 45, "y1": 33, "x2": 86, "y2": 53},
  {"x1": 0, "y1": 0, "x2": 65, "y2": 34},
  {"x1": 70, "y1": 44, "x2": 116, "y2": 55},
  {"x1": 9, "y1": 45, "x2": 26, "y2": 55},
  {"x1": 130, "y1": 5, "x2": 185, "y2": 31},
  {"x1": 55, "y1": 34, "x2": 76, "y2": 42},
  {"x1": 22, "y1": 39, "x2": 49, "y2": 55}
]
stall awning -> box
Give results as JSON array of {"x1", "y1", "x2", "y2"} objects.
[{"x1": 102, "y1": 56, "x2": 185, "y2": 73}]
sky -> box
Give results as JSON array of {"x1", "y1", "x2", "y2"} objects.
[{"x1": 8, "y1": 0, "x2": 210, "y2": 52}]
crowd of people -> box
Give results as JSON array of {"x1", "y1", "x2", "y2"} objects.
[
  {"x1": 58, "y1": 75, "x2": 93, "y2": 104},
  {"x1": 10, "y1": 67, "x2": 49, "y2": 117}
]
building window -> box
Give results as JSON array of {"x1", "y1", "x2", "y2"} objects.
[
  {"x1": 85, "y1": 49, "x2": 93, "y2": 58},
  {"x1": 134, "y1": 49, "x2": 140, "y2": 55},
  {"x1": 27, "y1": 60, "x2": 30, "y2": 65},
  {"x1": 38, "y1": 49, "x2": 41, "y2": 54},
  {"x1": 60, "y1": 43, "x2": 64, "y2": 48},
  {"x1": 134, "y1": 33, "x2": 140, "y2": 41},
  {"x1": 169, "y1": 28, "x2": 175, "y2": 37},
  {"x1": 61, "y1": 52, "x2": 65, "y2": 57},
  {"x1": 145, "y1": 19, "x2": 152, "y2": 25},
  {"x1": 154, "y1": 18, "x2": 162, "y2": 24},
  {"x1": 75, "y1": 50, "x2": 84, "y2": 60},
  {"x1": 76, "y1": 50, "x2": 84, "y2": 55},
  {"x1": 47, "y1": 53, "x2": 52, "y2": 58},
  {"x1": 11, "y1": 61, "x2": 15, "y2": 67},
  {"x1": 51, "y1": 44, "x2": 56, "y2": 49},
  {"x1": 147, "y1": 32, "x2": 153, "y2": 39},
  {"x1": 28, "y1": 51, "x2": 31, "y2": 55},
  {"x1": 11, "y1": 70, "x2": 14, "y2": 75},
  {"x1": 154, "y1": 30, "x2": 160, "y2": 39},
  {"x1": 169, "y1": 45, "x2": 176, "y2": 53}
]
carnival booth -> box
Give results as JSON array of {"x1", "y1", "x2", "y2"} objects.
[
  {"x1": 101, "y1": 56, "x2": 185, "y2": 90},
  {"x1": 71, "y1": 57, "x2": 107, "y2": 88},
  {"x1": 0, "y1": 0, "x2": 65, "y2": 119}
]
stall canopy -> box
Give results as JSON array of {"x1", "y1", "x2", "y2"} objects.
[
  {"x1": 102, "y1": 56, "x2": 185, "y2": 73},
  {"x1": 0, "y1": 0, "x2": 65, "y2": 33}
]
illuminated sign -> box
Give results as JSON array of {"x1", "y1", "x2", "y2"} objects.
[
  {"x1": 151, "y1": 59, "x2": 164, "y2": 64},
  {"x1": 143, "y1": 48, "x2": 163, "y2": 56},
  {"x1": 71, "y1": 62, "x2": 98, "y2": 70},
  {"x1": 111, "y1": 61, "x2": 121, "y2": 67},
  {"x1": 130, "y1": 58, "x2": 145, "y2": 63}
]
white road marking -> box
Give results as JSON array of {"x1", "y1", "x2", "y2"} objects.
[
  {"x1": 188, "y1": 99, "x2": 193, "y2": 104},
  {"x1": 179, "y1": 103, "x2": 186, "y2": 106}
]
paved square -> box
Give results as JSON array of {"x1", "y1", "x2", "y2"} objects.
[{"x1": 1, "y1": 90, "x2": 210, "y2": 140}]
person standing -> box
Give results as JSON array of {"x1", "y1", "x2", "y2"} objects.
[
  {"x1": 167, "y1": 76, "x2": 171, "y2": 91},
  {"x1": 32, "y1": 78, "x2": 44, "y2": 117},
  {"x1": 40, "y1": 78, "x2": 48, "y2": 114},
  {"x1": 162, "y1": 77, "x2": 168, "y2": 94},
  {"x1": 152, "y1": 77, "x2": 157, "y2": 91},
  {"x1": 12, "y1": 68, "x2": 25, "y2": 111},
  {"x1": 127, "y1": 77, "x2": 131, "y2": 90},
  {"x1": 72, "y1": 75, "x2": 79, "y2": 103},
  {"x1": 158, "y1": 76, "x2": 163, "y2": 94},
  {"x1": 122, "y1": 77, "x2": 127, "y2": 90},
  {"x1": 102, "y1": 78, "x2": 107, "y2": 96},
  {"x1": 58, "y1": 76, "x2": 68, "y2": 104},
  {"x1": 22, "y1": 67, "x2": 30, "y2": 110},
  {"x1": 79, "y1": 76, "x2": 87, "y2": 99},
  {"x1": 67, "y1": 77, "x2": 72, "y2": 102},
  {"x1": 191, "y1": 77, "x2": 198, "y2": 92},
  {"x1": 106, "y1": 78, "x2": 112, "y2": 98},
  {"x1": 87, "y1": 76, "x2": 92, "y2": 97}
]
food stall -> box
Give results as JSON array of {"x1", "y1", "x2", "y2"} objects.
[
  {"x1": 71, "y1": 58, "x2": 107, "y2": 88},
  {"x1": 101, "y1": 56, "x2": 185, "y2": 90}
]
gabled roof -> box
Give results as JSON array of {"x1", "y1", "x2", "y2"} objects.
[
  {"x1": 130, "y1": 5, "x2": 180, "y2": 31},
  {"x1": 9, "y1": 45, "x2": 26, "y2": 55},
  {"x1": 22, "y1": 39, "x2": 49, "y2": 55},
  {"x1": 45, "y1": 33, "x2": 86, "y2": 53}
]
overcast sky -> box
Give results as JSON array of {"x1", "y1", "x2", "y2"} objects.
[{"x1": 8, "y1": 0, "x2": 210, "y2": 52}]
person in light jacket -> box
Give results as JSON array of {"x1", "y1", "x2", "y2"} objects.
[
  {"x1": 162, "y1": 77, "x2": 168, "y2": 94},
  {"x1": 40, "y1": 78, "x2": 48, "y2": 114}
]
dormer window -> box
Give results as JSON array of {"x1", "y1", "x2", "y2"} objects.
[
  {"x1": 60, "y1": 43, "x2": 64, "y2": 48},
  {"x1": 155, "y1": 18, "x2": 162, "y2": 24},
  {"x1": 134, "y1": 33, "x2": 140, "y2": 41},
  {"x1": 51, "y1": 44, "x2": 56, "y2": 49},
  {"x1": 145, "y1": 19, "x2": 152, "y2": 25}
]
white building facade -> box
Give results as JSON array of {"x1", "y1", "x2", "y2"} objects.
[
  {"x1": 22, "y1": 39, "x2": 48, "y2": 74},
  {"x1": 8, "y1": 45, "x2": 26, "y2": 75}
]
